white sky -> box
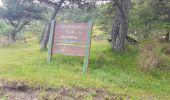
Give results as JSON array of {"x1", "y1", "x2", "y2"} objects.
[{"x1": 0, "y1": 0, "x2": 2, "y2": 6}]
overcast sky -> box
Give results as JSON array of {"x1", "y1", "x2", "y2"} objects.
[{"x1": 0, "y1": 0, "x2": 2, "y2": 6}]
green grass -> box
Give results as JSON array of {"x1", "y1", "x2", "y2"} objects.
[{"x1": 0, "y1": 40, "x2": 170, "y2": 100}]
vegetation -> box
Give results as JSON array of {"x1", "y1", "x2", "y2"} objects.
[
  {"x1": 0, "y1": 0, "x2": 170, "y2": 100},
  {"x1": 0, "y1": 0, "x2": 46, "y2": 41},
  {"x1": 0, "y1": 38, "x2": 170, "y2": 99}
]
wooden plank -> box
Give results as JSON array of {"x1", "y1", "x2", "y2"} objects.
[
  {"x1": 52, "y1": 44, "x2": 86, "y2": 56},
  {"x1": 54, "y1": 23, "x2": 89, "y2": 45},
  {"x1": 47, "y1": 20, "x2": 55, "y2": 62}
]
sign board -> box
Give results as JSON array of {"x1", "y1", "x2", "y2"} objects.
[{"x1": 48, "y1": 20, "x2": 93, "y2": 73}]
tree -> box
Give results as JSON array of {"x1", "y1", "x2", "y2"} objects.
[
  {"x1": 95, "y1": 3, "x2": 115, "y2": 34},
  {"x1": 0, "y1": 0, "x2": 46, "y2": 41},
  {"x1": 151, "y1": 0, "x2": 170, "y2": 41},
  {"x1": 38, "y1": 0, "x2": 65, "y2": 50},
  {"x1": 111, "y1": 0, "x2": 131, "y2": 51},
  {"x1": 129, "y1": 0, "x2": 157, "y2": 39},
  {"x1": 129, "y1": 0, "x2": 170, "y2": 40}
]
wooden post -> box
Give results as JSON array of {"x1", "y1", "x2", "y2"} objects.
[
  {"x1": 48, "y1": 20, "x2": 55, "y2": 62},
  {"x1": 83, "y1": 20, "x2": 93, "y2": 73}
]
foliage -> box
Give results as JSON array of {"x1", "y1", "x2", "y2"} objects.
[
  {"x1": 95, "y1": 3, "x2": 115, "y2": 35},
  {"x1": 1, "y1": 0, "x2": 46, "y2": 21},
  {"x1": 56, "y1": 3, "x2": 115, "y2": 34},
  {"x1": 0, "y1": 19, "x2": 13, "y2": 36},
  {"x1": 57, "y1": 7, "x2": 95, "y2": 23},
  {"x1": 129, "y1": 0, "x2": 170, "y2": 39},
  {"x1": 129, "y1": 0, "x2": 157, "y2": 38},
  {"x1": 150, "y1": 0, "x2": 170, "y2": 32},
  {"x1": 0, "y1": 0, "x2": 47, "y2": 41}
]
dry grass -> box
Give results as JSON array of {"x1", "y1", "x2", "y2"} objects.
[{"x1": 138, "y1": 44, "x2": 164, "y2": 71}]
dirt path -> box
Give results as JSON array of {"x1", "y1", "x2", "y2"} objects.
[{"x1": 0, "y1": 80, "x2": 130, "y2": 100}]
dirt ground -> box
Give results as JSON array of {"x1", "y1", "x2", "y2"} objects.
[{"x1": 0, "y1": 80, "x2": 130, "y2": 100}]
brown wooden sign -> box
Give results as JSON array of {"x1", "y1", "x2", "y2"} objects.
[
  {"x1": 48, "y1": 20, "x2": 93, "y2": 73},
  {"x1": 53, "y1": 23, "x2": 89, "y2": 45}
]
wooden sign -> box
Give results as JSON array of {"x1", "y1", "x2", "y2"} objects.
[
  {"x1": 53, "y1": 23, "x2": 89, "y2": 45},
  {"x1": 48, "y1": 20, "x2": 93, "y2": 73}
]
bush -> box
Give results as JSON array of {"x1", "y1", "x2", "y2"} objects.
[{"x1": 138, "y1": 44, "x2": 164, "y2": 71}]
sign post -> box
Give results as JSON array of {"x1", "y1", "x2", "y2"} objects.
[
  {"x1": 83, "y1": 20, "x2": 93, "y2": 73},
  {"x1": 48, "y1": 20, "x2": 55, "y2": 62},
  {"x1": 48, "y1": 20, "x2": 93, "y2": 73}
]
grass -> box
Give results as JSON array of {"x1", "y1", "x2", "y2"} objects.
[{"x1": 0, "y1": 39, "x2": 170, "y2": 99}]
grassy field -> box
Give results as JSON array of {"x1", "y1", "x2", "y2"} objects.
[{"x1": 0, "y1": 39, "x2": 170, "y2": 99}]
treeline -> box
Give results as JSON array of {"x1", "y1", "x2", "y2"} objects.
[{"x1": 0, "y1": 0, "x2": 169, "y2": 52}]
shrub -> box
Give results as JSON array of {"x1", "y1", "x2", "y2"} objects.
[{"x1": 138, "y1": 44, "x2": 164, "y2": 71}]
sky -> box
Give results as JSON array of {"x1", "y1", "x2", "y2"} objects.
[{"x1": 0, "y1": 0, "x2": 2, "y2": 6}]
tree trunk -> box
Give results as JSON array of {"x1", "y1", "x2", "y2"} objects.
[
  {"x1": 111, "y1": 8, "x2": 121, "y2": 48},
  {"x1": 40, "y1": 0, "x2": 65, "y2": 50},
  {"x1": 10, "y1": 32, "x2": 16, "y2": 41},
  {"x1": 39, "y1": 24, "x2": 48, "y2": 44},
  {"x1": 165, "y1": 30, "x2": 169, "y2": 42},
  {"x1": 113, "y1": 17, "x2": 129, "y2": 51},
  {"x1": 112, "y1": 0, "x2": 131, "y2": 52},
  {"x1": 40, "y1": 23, "x2": 51, "y2": 49},
  {"x1": 9, "y1": 21, "x2": 29, "y2": 42}
]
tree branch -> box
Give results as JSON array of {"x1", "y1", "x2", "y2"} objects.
[
  {"x1": 13, "y1": 20, "x2": 29, "y2": 34},
  {"x1": 8, "y1": 19, "x2": 17, "y2": 28},
  {"x1": 51, "y1": 0, "x2": 65, "y2": 20}
]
